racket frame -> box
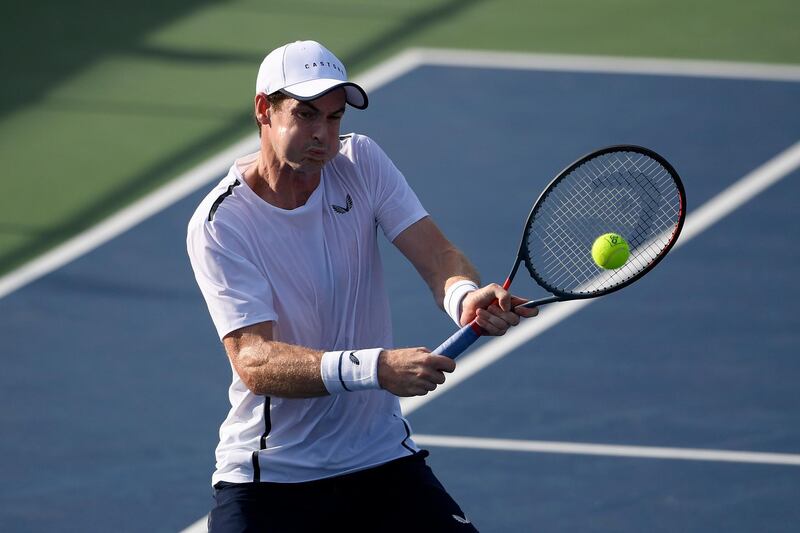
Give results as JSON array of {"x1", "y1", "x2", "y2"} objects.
[{"x1": 516, "y1": 144, "x2": 686, "y2": 308}]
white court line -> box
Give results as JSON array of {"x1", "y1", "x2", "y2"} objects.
[
  {"x1": 414, "y1": 47, "x2": 800, "y2": 81},
  {"x1": 413, "y1": 434, "x2": 800, "y2": 467},
  {"x1": 0, "y1": 136, "x2": 258, "y2": 300}
]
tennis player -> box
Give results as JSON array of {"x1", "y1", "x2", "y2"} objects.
[{"x1": 187, "y1": 40, "x2": 537, "y2": 532}]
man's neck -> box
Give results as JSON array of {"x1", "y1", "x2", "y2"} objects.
[{"x1": 244, "y1": 154, "x2": 321, "y2": 210}]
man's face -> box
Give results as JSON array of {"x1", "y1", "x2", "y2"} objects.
[{"x1": 266, "y1": 89, "x2": 346, "y2": 173}]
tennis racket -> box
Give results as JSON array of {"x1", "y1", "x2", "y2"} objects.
[{"x1": 434, "y1": 144, "x2": 686, "y2": 359}]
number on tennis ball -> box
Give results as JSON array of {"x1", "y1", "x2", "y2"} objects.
[{"x1": 592, "y1": 233, "x2": 630, "y2": 269}]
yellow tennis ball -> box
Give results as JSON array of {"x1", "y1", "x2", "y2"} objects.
[{"x1": 592, "y1": 233, "x2": 630, "y2": 269}]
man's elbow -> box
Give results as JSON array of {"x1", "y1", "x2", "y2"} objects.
[{"x1": 232, "y1": 347, "x2": 272, "y2": 396}]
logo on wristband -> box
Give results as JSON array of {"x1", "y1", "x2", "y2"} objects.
[{"x1": 349, "y1": 352, "x2": 360, "y2": 365}]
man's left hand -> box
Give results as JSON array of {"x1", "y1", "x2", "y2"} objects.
[{"x1": 460, "y1": 283, "x2": 538, "y2": 335}]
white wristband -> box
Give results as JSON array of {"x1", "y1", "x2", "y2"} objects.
[
  {"x1": 444, "y1": 280, "x2": 479, "y2": 326},
  {"x1": 320, "y1": 348, "x2": 383, "y2": 394}
]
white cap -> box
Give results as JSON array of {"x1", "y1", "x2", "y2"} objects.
[{"x1": 256, "y1": 40, "x2": 368, "y2": 109}]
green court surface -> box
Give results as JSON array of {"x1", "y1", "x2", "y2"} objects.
[{"x1": 1, "y1": 0, "x2": 798, "y2": 275}]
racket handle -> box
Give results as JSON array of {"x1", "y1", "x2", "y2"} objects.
[
  {"x1": 433, "y1": 322, "x2": 483, "y2": 359},
  {"x1": 515, "y1": 295, "x2": 560, "y2": 309},
  {"x1": 434, "y1": 296, "x2": 559, "y2": 359}
]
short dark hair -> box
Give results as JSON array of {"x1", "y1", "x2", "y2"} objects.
[{"x1": 254, "y1": 91, "x2": 293, "y2": 133}]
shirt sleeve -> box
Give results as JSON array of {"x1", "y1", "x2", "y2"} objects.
[
  {"x1": 187, "y1": 218, "x2": 277, "y2": 340},
  {"x1": 358, "y1": 135, "x2": 428, "y2": 241}
]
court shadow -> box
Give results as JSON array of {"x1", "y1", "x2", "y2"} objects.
[{"x1": 0, "y1": 0, "x2": 219, "y2": 120}]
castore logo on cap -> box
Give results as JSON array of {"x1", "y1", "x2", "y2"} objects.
[{"x1": 304, "y1": 61, "x2": 345, "y2": 75}]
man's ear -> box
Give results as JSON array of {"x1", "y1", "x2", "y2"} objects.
[{"x1": 255, "y1": 93, "x2": 270, "y2": 126}]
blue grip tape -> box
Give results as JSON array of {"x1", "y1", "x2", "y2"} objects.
[{"x1": 433, "y1": 324, "x2": 481, "y2": 359}]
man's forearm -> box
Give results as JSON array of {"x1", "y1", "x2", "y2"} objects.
[
  {"x1": 224, "y1": 328, "x2": 451, "y2": 399},
  {"x1": 436, "y1": 246, "x2": 480, "y2": 309},
  {"x1": 225, "y1": 329, "x2": 327, "y2": 398},
  {"x1": 391, "y1": 217, "x2": 481, "y2": 309}
]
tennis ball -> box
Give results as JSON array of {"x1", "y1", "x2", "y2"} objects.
[{"x1": 592, "y1": 233, "x2": 630, "y2": 269}]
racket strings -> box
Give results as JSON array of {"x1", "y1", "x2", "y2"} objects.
[
  {"x1": 526, "y1": 150, "x2": 682, "y2": 295},
  {"x1": 540, "y1": 156, "x2": 676, "y2": 288}
]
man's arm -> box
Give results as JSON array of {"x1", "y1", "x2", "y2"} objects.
[
  {"x1": 223, "y1": 321, "x2": 455, "y2": 398},
  {"x1": 393, "y1": 217, "x2": 537, "y2": 334},
  {"x1": 390, "y1": 216, "x2": 479, "y2": 304}
]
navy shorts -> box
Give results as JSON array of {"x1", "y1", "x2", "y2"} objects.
[{"x1": 208, "y1": 451, "x2": 479, "y2": 532}]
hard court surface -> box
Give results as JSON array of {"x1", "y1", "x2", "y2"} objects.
[{"x1": 1, "y1": 58, "x2": 799, "y2": 532}]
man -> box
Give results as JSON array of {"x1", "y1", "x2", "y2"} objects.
[{"x1": 187, "y1": 40, "x2": 537, "y2": 532}]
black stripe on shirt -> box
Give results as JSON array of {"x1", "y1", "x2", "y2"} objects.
[
  {"x1": 251, "y1": 451, "x2": 260, "y2": 482},
  {"x1": 260, "y1": 397, "x2": 271, "y2": 448},
  {"x1": 208, "y1": 179, "x2": 241, "y2": 222},
  {"x1": 398, "y1": 416, "x2": 416, "y2": 455},
  {"x1": 252, "y1": 396, "x2": 271, "y2": 482}
]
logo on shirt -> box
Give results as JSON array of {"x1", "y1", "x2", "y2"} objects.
[
  {"x1": 452, "y1": 514, "x2": 471, "y2": 524},
  {"x1": 349, "y1": 352, "x2": 360, "y2": 365},
  {"x1": 331, "y1": 194, "x2": 353, "y2": 214}
]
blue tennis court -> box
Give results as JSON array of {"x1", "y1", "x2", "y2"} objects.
[{"x1": 2, "y1": 54, "x2": 799, "y2": 532}]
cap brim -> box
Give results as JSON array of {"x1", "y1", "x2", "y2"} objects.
[{"x1": 280, "y1": 79, "x2": 368, "y2": 109}]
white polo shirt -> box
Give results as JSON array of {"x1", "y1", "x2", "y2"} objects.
[{"x1": 187, "y1": 134, "x2": 428, "y2": 484}]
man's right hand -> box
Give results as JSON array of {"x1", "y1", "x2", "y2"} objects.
[{"x1": 377, "y1": 348, "x2": 456, "y2": 397}]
